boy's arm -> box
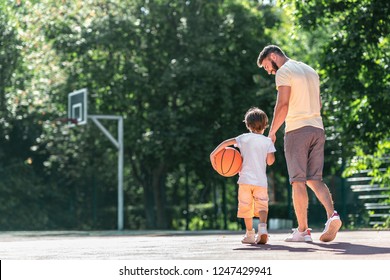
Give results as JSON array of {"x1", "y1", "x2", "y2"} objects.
[
  {"x1": 210, "y1": 138, "x2": 237, "y2": 170},
  {"x1": 266, "y1": 152, "x2": 275, "y2": 166}
]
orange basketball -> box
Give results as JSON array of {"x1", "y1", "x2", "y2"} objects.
[{"x1": 213, "y1": 147, "x2": 242, "y2": 177}]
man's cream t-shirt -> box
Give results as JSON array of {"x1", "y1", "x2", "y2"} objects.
[{"x1": 275, "y1": 59, "x2": 324, "y2": 133}]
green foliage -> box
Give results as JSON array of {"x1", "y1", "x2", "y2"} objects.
[
  {"x1": 3, "y1": 0, "x2": 388, "y2": 230},
  {"x1": 0, "y1": 4, "x2": 21, "y2": 119},
  {"x1": 0, "y1": 0, "x2": 285, "y2": 230},
  {"x1": 280, "y1": 0, "x2": 390, "y2": 228},
  {"x1": 288, "y1": 0, "x2": 390, "y2": 157},
  {"x1": 0, "y1": 160, "x2": 49, "y2": 230},
  {"x1": 0, "y1": 3, "x2": 48, "y2": 230}
]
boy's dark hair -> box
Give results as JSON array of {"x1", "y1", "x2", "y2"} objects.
[
  {"x1": 257, "y1": 45, "x2": 286, "y2": 67},
  {"x1": 244, "y1": 107, "x2": 268, "y2": 132}
]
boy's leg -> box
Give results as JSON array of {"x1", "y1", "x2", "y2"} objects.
[
  {"x1": 253, "y1": 187, "x2": 269, "y2": 244},
  {"x1": 241, "y1": 218, "x2": 256, "y2": 244},
  {"x1": 243, "y1": 217, "x2": 253, "y2": 231},
  {"x1": 237, "y1": 184, "x2": 254, "y2": 227},
  {"x1": 253, "y1": 186, "x2": 269, "y2": 222},
  {"x1": 238, "y1": 184, "x2": 256, "y2": 244},
  {"x1": 256, "y1": 211, "x2": 269, "y2": 245},
  {"x1": 259, "y1": 210, "x2": 268, "y2": 224}
]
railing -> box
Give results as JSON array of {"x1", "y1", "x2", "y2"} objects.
[{"x1": 347, "y1": 168, "x2": 389, "y2": 227}]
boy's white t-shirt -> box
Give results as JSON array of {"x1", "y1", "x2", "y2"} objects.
[
  {"x1": 275, "y1": 59, "x2": 324, "y2": 133},
  {"x1": 235, "y1": 133, "x2": 276, "y2": 187}
]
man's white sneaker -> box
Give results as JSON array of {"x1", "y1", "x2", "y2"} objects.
[
  {"x1": 285, "y1": 228, "x2": 313, "y2": 242},
  {"x1": 255, "y1": 225, "x2": 268, "y2": 244},
  {"x1": 241, "y1": 229, "x2": 256, "y2": 244},
  {"x1": 320, "y1": 211, "x2": 342, "y2": 242}
]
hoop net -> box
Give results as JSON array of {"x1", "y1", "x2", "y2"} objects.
[{"x1": 55, "y1": 118, "x2": 78, "y2": 125}]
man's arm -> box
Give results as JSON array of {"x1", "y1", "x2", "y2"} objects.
[{"x1": 268, "y1": 86, "x2": 291, "y2": 143}]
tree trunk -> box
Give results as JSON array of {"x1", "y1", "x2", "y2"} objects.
[
  {"x1": 152, "y1": 164, "x2": 167, "y2": 229},
  {"x1": 142, "y1": 163, "x2": 167, "y2": 229}
]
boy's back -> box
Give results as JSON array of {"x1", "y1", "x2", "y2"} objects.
[{"x1": 235, "y1": 133, "x2": 276, "y2": 187}]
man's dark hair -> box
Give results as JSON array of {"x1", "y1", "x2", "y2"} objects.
[{"x1": 257, "y1": 45, "x2": 286, "y2": 67}]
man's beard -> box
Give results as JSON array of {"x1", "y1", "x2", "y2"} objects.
[{"x1": 271, "y1": 61, "x2": 279, "y2": 72}]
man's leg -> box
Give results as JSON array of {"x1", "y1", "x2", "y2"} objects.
[
  {"x1": 292, "y1": 181, "x2": 309, "y2": 232},
  {"x1": 307, "y1": 180, "x2": 341, "y2": 242},
  {"x1": 306, "y1": 180, "x2": 334, "y2": 219}
]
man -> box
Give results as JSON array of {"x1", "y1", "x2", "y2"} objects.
[{"x1": 257, "y1": 45, "x2": 342, "y2": 242}]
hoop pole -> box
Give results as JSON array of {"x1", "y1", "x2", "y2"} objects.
[
  {"x1": 88, "y1": 115, "x2": 124, "y2": 230},
  {"x1": 89, "y1": 116, "x2": 119, "y2": 148},
  {"x1": 118, "y1": 117, "x2": 124, "y2": 231}
]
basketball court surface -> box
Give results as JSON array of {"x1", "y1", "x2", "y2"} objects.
[{"x1": 1, "y1": 229, "x2": 389, "y2": 260}]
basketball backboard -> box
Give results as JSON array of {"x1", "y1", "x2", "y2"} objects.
[{"x1": 68, "y1": 88, "x2": 88, "y2": 126}]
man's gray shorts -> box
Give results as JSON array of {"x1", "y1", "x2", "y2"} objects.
[{"x1": 284, "y1": 126, "x2": 325, "y2": 184}]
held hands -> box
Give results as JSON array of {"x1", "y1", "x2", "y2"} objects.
[{"x1": 268, "y1": 131, "x2": 276, "y2": 143}]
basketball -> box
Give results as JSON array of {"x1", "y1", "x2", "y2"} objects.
[{"x1": 213, "y1": 147, "x2": 242, "y2": 177}]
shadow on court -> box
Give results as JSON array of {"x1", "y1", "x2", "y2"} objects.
[
  {"x1": 312, "y1": 241, "x2": 390, "y2": 256},
  {"x1": 234, "y1": 241, "x2": 390, "y2": 256}
]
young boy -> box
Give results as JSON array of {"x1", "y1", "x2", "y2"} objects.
[{"x1": 210, "y1": 107, "x2": 276, "y2": 244}]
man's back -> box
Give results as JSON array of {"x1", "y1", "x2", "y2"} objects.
[{"x1": 276, "y1": 59, "x2": 323, "y2": 132}]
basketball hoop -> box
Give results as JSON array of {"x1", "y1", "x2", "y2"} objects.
[{"x1": 68, "y1": 88, "x2": 87, "y2": 126}]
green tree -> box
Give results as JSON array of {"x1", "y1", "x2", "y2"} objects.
[
  {"x1": 286, "y1": 0, "x2": 390, "y2": 156},
  {"x1": 0, "y1": 1, "x2": 56, "y2": 229},
  {"x1": 40, "y1": 0, "x2": 280, "y2": 229},
  {"x1": 1, "y1": 0, "x2": 286, "y2": 230}
]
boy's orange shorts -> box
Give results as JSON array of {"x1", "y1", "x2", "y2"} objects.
[{"x1": 237, "y1": 184, "x2": 268, "y2": 218}]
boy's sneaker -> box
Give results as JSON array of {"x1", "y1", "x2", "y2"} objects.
[
  {"x1": 320, "y1": 211, "x2": 342, "y2": 242},
  {"x1": 241, "y1": 229, "x2": 256, "y2": 244},
  {"x1": 285, "y1": 228, "x2": 313, "y2": 242},
  {"x1": 255, "y1": 225, "x2": 268, "y2": 244}
]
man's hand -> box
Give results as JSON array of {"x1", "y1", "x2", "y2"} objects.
[{"x1": 268, "y1": 131, "x2": 276, "y2": 143}]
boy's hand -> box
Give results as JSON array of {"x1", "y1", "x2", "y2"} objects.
[{"x1": 210, "y1": 154, "x2": 216, "y2": 170}]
